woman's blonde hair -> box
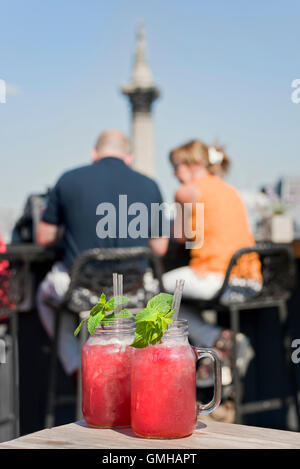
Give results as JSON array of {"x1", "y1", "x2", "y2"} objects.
[{"x1": 169, "y1": 140, "x2": 230, "y2": 176}]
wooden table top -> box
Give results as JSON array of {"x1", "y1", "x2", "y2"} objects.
[{"x1": 1, "y1": 420, "x2": 300, "y2": 449}]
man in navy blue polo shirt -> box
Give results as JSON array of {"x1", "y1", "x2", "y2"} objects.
[{"x1": 36, "y1": 129, "x2": 168, "y2": 375}]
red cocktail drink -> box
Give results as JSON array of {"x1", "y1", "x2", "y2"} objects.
[
  {"x1": 131, "y1": 320, "x2": 221, "y2": 439},
  {"x1": 81, "y1": 319, "x2": 134, "y2": 428},
  {"x1": 131, "y1": 343, "x2": 196, "y2": 438}
]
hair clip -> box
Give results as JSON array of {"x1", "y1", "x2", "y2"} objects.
[{"x1": 208, "y1": 147, "x2": 224, "y2": 165}]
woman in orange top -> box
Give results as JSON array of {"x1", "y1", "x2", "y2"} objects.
[
  {"x1": 163, "y1": 140, "x2": 260, "y2": 383},
  {"x1": 163, "y1": 140, "x2": 261, "y2": 300}
]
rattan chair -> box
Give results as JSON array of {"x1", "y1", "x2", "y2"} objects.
[
  {"x1": 0, "y1": 260, "x2": 27, "y2": 439},
  {"x1": 44, "y1": 246, "x2": 163, "y2": 428},
  {"x1": 188, "y1": 242, "x2": 298, "y2": 426}
]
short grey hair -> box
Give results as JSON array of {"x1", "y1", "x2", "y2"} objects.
[{"x1": 95, "y1": 130, "x2": 131, "y2": 155}]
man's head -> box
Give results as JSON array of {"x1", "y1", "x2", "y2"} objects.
[{"x1": 92, "y1": 129, "x2": 133, "y2": 165}]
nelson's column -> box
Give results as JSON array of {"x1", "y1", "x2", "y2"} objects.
[{"x1": 122, "y1": 23, "x2": 160, "y2": 178}]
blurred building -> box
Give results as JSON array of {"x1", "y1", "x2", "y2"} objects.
[
  {"x1": 277, "y1": 177, "x2": 300, "y2": 236},
  {"x1": 239, "y1": 190, "x2": 271, "y2": 235},
  {"x1": 252, "y1": 176, "x2": 300, "y2": 239},
  {"x1": 0, "y1": 205, "x2": 22, "y2": 242},
  {"x1": 122, "y1": 22, "x2": 160, "y2": 177}
]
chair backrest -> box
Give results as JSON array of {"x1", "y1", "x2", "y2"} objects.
[
  {"x1": 65, "y1": 247, "x2": 164, "y2": 313},
  {"x1": 215, "y1": 243, "x2": 297, "y2": 304}
]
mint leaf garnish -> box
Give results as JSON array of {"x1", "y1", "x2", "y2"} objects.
[
  {"x1": 115, "y1": 308, "x2": 132, "y2": 318},
  {"x1": 131, "y1": 322, "x2": 150, "y2": 348},
  {"x1": 74, "y1": 294, "x2": 131, "y2": 336},
  {"x1": 159, "y1": 314, "x2": 174, "y2": 335},
  {"x1": 130, "y1": 293, "x2": 175, "y2": 348},
  {"x1": 148, "y1": 322, "x2": 162, "y2": 345},
  {"x1": 147, "y1": 293, "x2": 173, "y2": 315},
  {"x1": 134, "y1": 308, "x2": 158, "y2": 323},
  {"x1": 90, "y1": 302, "x2": 104, "y2": 317},
  {"x1": 74, "y1": 317, "x2": 88, "y2": 337},
  {"x1": 103, "y1": 308, "x2": 132, "y2": 320},
  {"x1": 104, "y1": 296, "x2": 131, "y2": 312},
  {"x1": 88, "y1": 310, "x2": 106, "y2": 335},
  {"x1": 98, "y1": 292, "x2": 106, "y2": 308}
]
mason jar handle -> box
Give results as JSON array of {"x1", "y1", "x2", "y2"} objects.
[{"x1": 194, "y1": 347, "x2": 222, "y2": 415}]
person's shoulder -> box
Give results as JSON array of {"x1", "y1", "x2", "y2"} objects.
[
  {"x1": 176, "y1": 182, "x2": 200, "y2": 204},
  {"x1": 127, "y1": 168, "x2": 164, "y2": 203},
  {"x1": 222, "y1": 178, "x2": 239, "y2": 194},
  {"x1": 222, "y1": 179, "x2": 244, "y2": 202},
  {"x1": 207, "y1": 175, "x2": 235, "y2": 192},
  {"x1": 129, "y1": 168, "x2": 161, "y2": 190},
  {"x1": 56, "y1": 163, "x2": 93, "y2": 186}
]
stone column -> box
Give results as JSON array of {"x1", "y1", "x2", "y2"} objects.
[{"x1": 121, "y1": 22, "x2": 160, "y2": 178}]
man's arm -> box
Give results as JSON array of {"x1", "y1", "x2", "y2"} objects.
[
  {"x1": 36, "y1": 221, "x2": 60, "y2": 246},
  {"x1": 38, "y1": 175, "x2": 64, "y2": 246}
]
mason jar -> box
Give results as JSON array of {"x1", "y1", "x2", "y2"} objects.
[
  {"x1": 81, "y1": 318, "x2": 135, "y2": 428},
  {"x1": 131, "y1": 319, "x2": 221, "y2": 438}
]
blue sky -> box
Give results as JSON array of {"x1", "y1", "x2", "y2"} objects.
[{"x1": 1, "y1": 0, "x2": 300, "y2": 208}]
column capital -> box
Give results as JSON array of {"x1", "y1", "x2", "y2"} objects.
[{"x1": 122, "y1": 87, "x2": 160, "y2": 113}]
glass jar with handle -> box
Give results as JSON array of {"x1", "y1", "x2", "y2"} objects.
[
  {"x1": 82, "y1": 317, "x2": 135, "y2": 428},
  {"x1": 131, "y1": 319, "x2": 221, "y2": 438}
]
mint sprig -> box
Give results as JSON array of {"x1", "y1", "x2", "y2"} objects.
[
  {"x1": 131, "y1": 293, "x2": 175, "y2": 348},
  {"x1": 74, "y1": 293, "x2": 131, "y2": 336}
]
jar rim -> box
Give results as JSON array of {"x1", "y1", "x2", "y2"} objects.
[
  {"x1": 163, "y1": 319, "x2": 188, "y2": 337},
  {"x1": 94, "y1": 317, "x2": 135, "y2": 334}
]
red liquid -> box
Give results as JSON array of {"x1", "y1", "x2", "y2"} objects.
[
  {"x1": 82, "y1": 342, "x2": 133, "y2": 427},
  {"x1": 131, "y1": 343, "x2": 196, "y2": 438}
]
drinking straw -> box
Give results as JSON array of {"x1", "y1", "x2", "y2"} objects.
[
  {"x1": 112, "y1": 273, "x2": 124, "y2": 318},
  {"x1": 113, "y1": 273, "x2": 118, "y2": 299},
  {"x1": 113, "y1": 272, "x2": 119, "y2": 316},
  {"x1": 118, "y1": 273, "x2": 123, "y2": 298},
  {"x1": 172, "y1": 279, "x2": 185, "y2": 321},
  {"x1": 115, "y1": 274, "x2": 123, "y2": 318},
  {"x1": 171, "y1": 280, "x2": 179, "y2": 309}
]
